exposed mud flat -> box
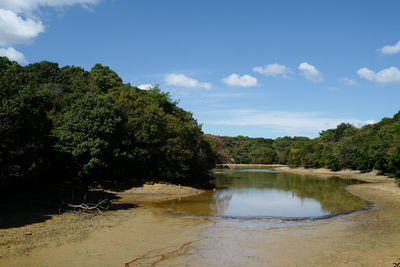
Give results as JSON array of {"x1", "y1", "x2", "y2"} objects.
[
  {"x1": 116, "y1": 183, "x2": 204, "y2": 204},
  {"x1": 1, "y1": 170, "x2": 400, "y2": 266}
]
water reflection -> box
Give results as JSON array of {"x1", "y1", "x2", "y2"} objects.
[{"x1": 157, "y1": 169, "x2": 367, "y2": 219}]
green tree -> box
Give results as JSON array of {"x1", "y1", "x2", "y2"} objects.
[
  {"x1": 53, "y1": 93, "x2": 122, "y2": 180},
  {"x1": 89, "y1": 64, "x2": 123, "y2": 92},
  {"x1": 0, "y1": 84, "x2": 52, "y2": 185}
]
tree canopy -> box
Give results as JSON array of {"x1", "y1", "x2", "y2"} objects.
[
  {"x1": 210, "y1": 115, "x2": 400, "y2": 184},
  {"x1": 0, "y1": 57, "x2": 216, "y2": 189}
]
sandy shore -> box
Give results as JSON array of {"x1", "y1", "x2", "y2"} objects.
[{"x1": 1, "y1": 168, "x2": 400, "y2": 266}]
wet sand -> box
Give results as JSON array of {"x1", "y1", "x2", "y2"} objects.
[{"x1": 1, "y1": 169, "x2": 400, "y2": 266}]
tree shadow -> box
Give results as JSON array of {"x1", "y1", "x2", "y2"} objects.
[{"x1": 0, "y1": 185, "x2": 138, "y2": 229}]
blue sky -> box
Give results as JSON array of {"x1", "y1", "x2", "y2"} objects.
[{"x1": 1, "y1": 0, "x2": 400, "y2": 138}]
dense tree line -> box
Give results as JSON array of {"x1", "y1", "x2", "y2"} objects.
[
  {"x1": 286, "y1": 117, "x2": 400, "y2": 180},
  {"x1": 211, "y1": 135, "x2": 306, "y2": 165},
  {"x1": 209, "y1": 114, "x2": 400, "y2": 182},
  {"x1": 0, "y1": 57, "x2": 217, "y2": 189},
  {"x1": 2, "y1": 56, "x2": 399, "y2": 188}
]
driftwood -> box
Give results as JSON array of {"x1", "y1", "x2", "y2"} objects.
[{"x1": 59, "y1": 193, "x2": 111, "y2": 214}]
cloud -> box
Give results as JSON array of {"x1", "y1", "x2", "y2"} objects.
[
  {"x1": 222, "y1": 73, "x2": 258, "y2": 87},
  {"x1": 0, "y1": 0, "x2": 99, "y2": 63},
  {"x1": 252, "y1": 63, "x2": 290, "y2": 78},
  {"x1": 0, "y1": 0, "x2": 99, "y2": 14},
  {"x1": 206, "y1": 110, "x2": 374, "y2": 136},
  {"x1": 0, "y1": 9, "x2": 44, "y2": 46},
  {"x1": 379, "y1": 40, "x2": 400, "y2": 55},
  {"x1": 0, "y1": 47, "x2": 27, "y2": 64},
  {"x1": 164, "y1": 73, "x2": 212, "y2": 89},
  {"x1": 137, "y1": 84, "x2": 156, "y2": 90},
  {"x1": 357, "y1": 66, "x2": 400, "y2": 84},
  {"x1": 298, "y1": 62, "x2": 324, "y2": 82},
  {"x1": 340, "y1": 77, "x2": 357, "y2": 85}
]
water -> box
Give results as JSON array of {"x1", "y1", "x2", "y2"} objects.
[{"x1": 157, "y1": 168, "x2": 367, "y2": 219}]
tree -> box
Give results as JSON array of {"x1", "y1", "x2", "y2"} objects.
[
  {"x1": 249, "y1": 147, "x2": 277, "y2": 164},
  {"x1": 53, "y1": 93, "x2": 122, "y2": 180},
  {"x1": 204, "y1": 135, "x2": 232, "y2": 164},
  {"x1": 89, "y1": 64, "x2": 123, "y2": 92},
  {"x1": 0, "y1": 84, "x2": 52, "y2": 185}
]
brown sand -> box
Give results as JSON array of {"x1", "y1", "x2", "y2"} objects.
[{"x1": 1, "y1": 169, "x2": 400, "y2": 266}]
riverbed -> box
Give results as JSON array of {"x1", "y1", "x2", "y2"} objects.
[{"x1": 1, "y1": 166, "x2": 399, "y2": 266}]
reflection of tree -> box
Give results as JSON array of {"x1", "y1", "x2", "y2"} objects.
[{"x1": 213, "y1": 171, "x2": 366, "y2": 213}]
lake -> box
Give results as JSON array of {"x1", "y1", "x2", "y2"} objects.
[{"x1": 156, "y1": 168, "x2": 368, "y2": 219}]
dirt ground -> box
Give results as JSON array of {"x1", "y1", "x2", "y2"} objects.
[{"x1": 1, "y1": 170, "x2": 400, "y2": 267}]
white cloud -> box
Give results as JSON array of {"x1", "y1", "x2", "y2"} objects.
[
  {"x1": 379, "y1": 40, "x2": 400, "y2": 55},
  {"x1": 222, "y1": 73, "x2": 258, "y2": 87},
  {"x1": 0, "y1": 47, "x2": 27, "y2": 64},
  {"x1": 137, "y1": 84, "x2": 155, "y2": 90},
  {"x1": 0, "y1": 9, "x2": 44, "y2": 46},
  {"x1": 252, "y1": 63, "x2": 290, "y2": 78},
  {"x1": 206, "y1": 110, "x2": 374, "y2": 136},
  {"x1": 0, "y1": 0, "x2": 99, "y2": 62},
  {"x1": 357, "y1": 66, "x2": 400, "y2": 84},
  {"x1": 298, "y1": 62, "x2": 324, "y2": 82},
  {"x1": 340, "y1": 77, "x2": 357, "y2": 85},
  {"x1": 0, "y1": 0, "x2": 99, "y2": 14},
  {"x1": 164, "y1": 73, "x2": 212, "y2": 89}
]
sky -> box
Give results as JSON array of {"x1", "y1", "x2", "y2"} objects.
[{"x1": 1, "y1": 0, "x2": 400, "y2": 138}]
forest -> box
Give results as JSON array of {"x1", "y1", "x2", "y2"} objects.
[
  {"x1": 1, "y1": 56, "x2": 399, "y2": 190},
  {"x1": 210, "y1": 114, "x2": 400, "y2": 183},
  {"x1": 0, "y1": 57, "x2": 217, "y2": 190}
]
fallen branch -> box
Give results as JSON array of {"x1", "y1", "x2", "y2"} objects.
[{"x1": 60, "y1": 193, "x2": 112, "y2": 214}]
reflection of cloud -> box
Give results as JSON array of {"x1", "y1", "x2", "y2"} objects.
[{"x1": 212, "y1": 190, "x2": 233, "y2": 215}]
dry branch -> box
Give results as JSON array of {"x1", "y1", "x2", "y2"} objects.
[{"x1": 59, "y1": 193, "x2": 111, "y2": 214}]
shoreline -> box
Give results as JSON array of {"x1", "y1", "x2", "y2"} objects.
[
  {"x1": 0, "y1": 183, "x2": 204, "y2": 262},
  {"x1": 1, "y1": 166, "x2": 400, "y2": 266},
  {"x1": 222, "y1": 163, "x2": 395, "y2": 183},
  {"x1": 272, "y1": 165, "x2": 394, "y2": 183},
  {"x1": 114, "y1": 182, "x2": 205, "y2": 204}
]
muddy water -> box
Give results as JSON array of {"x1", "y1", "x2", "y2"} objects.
[{"x1": 156, "y1": 168, "x2": 367, "y2": 219}]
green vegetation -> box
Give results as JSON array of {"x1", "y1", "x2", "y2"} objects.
[
  {"x1": 210, "y1": 135, "x2": 307, "y2": 164},
  {"x1": 0, "y1": 57, "x2": 217, "y2": 189},
  {"x1": 209, "y1": 114, "x2": 400, "y2": 183},
  {"x1": 1, "y1": 56, "x2": 399, "y2": 189}
]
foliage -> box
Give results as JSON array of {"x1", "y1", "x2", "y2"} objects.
[
  {"x1": 204, "y1": 135, "x2": 232, "y2": 164},
  {"x1": 1, "y1": 55, "x2": 399, "y2": 188},
  {"x1": 0, "y1": 57, "x2": 216, "y2": 188},
  {"x1": 0, "y1": 83, "x2": 52, "y2": 185},
  {"x1": 53, "y1": 93, "x2": 122, "y2": 180},
  {"x1": 215, "y1": 135, "x2": 301, "y2": 164},
  {"x1": 212, "y1": 116, "x2": 400, "y2": 185}
]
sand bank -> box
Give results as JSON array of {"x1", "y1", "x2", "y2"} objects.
[{"x1": 1, "y1": 169, "x2": 400, "y2": 266}]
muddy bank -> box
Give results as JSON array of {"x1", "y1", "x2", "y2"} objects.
[
  {"x1": 0, "y1": 183, "x2": 204, "y2": 263},
  {"x1": 219, "y1": 163, "x2": 286, "y2": 169},
  {"x1": 1, "y1": 171, "x2": 400, "y2": 266},
  {"x1": 273, "y1": 166, "x2": 393, "y2": 183},
  {"x1": 115, "y1": 183, "x2": 204, "y2": 204}
]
